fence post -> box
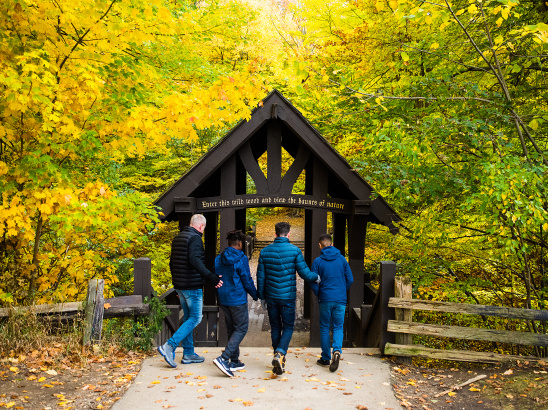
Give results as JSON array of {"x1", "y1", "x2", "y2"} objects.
[
  {"x1": 83, "y1": 279, "x2": 105, "y2": 346},
  {"x1": 134, "y1": 258, "x2": 153, "y2": 301},
  {"x1": 394, "y1": 276, "x2": 413, "y2": 364},
  {"x1": 380, "y1": 261, "x2": 396, "y2": 354}
]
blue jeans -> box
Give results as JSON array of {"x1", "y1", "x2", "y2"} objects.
[
  {"x1": 219, "y1": 303, "x2": 249, "y2": 361},
  {"x1": 319, "y1": 302, "x2": 346, "y2": 361},
  {"x1": 266, "y1": 298, "x2": 296, "y2": 355},
  {"x1": 167, "y1": 289, "x2": 203, "y2": 355}
]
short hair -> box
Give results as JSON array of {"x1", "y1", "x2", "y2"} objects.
[
  {"x1": 319, "y1": 233, "x2": 332, "y2": 247},
  {"x1": 227, "y1": 229, "x2": 245, "y2": 247},
  {"x1": 275, "y1": 222, "x2": 290, "y2": 237},
  {"x1": 190, "y1": 214, "x2": 206, "y2": 227}
]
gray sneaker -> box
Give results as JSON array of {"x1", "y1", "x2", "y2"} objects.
[
  {"x1": 158, "y1": 343, "x2": 177, "y2": 368},
  {"x1": 181, "y1": 353, "x2": 205, "y2": 364}
]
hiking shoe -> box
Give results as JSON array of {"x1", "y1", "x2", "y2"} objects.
[
  {"x1": 272, "y1": 352, "x2": 285, "y2": 375},
  {"x1": 329, "y1": 351, "x2": 340, "y2": 372},
  {"x1": 213, "y1": 356, "x2": 234, "y2": 377},
  {"x1": 181, "y1": 353, "x2": 205, "y2": 364},
  {"x1": 158, "y1": 342, "x2": 177, "y2": 368},
  {"x1": 317, "y1": 358, "x2": 330, "y2": 367},
  {"x1": 229, "y1": 360, "x2": 245, "y2": 371}
]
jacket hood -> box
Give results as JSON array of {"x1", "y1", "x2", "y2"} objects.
[
  {"x1": 221, "y1": 246, "x2": 245, "y2": 265},
  {"x1": 320, "y1": 246, "x2": 341, "y2": 261}
]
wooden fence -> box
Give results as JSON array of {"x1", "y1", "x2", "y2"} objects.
[{"x1": 384, "y1": 282, "x2": 548, "y2": 363}]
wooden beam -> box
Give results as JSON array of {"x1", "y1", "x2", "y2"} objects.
[
  {"x1": 387, "y1": 320, "x2": 548, "y2": 347},
  {"x1": 308, "y1": 158, "x2": 328, "y2": 347},
  {"x1": 267, "y1": 121, "x2": 282, "y2": 194},
  {"x1": 279, "y1": 143, "x2": 310, "y2": 194},
  {"x1": 203, "y1": 211, "x2": 219, "y2": 306},
  {"x1": 238, "y1": 142, "x2": 268, "y2": 195},
  {"x1": 134, "y1": 258, "x2": 152, "y2": 301},
  {"x1": 388, "y1": 298, "x2": 548, "y2": 321},
  {"x1": 384, "y1": 343, "x2": 542, "y2": 364},
  {"x1": 333, "y1": 213, "x2": 347, "y2": 257}
]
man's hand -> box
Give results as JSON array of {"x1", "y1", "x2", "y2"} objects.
[
  {"x1": 215, "y1": 280, "x2": 223, "y2": 289},
  {"x1": 315, "y1": 275, "x2": 321, "y2": 284},
  {"x1": 260, "y1": 299, "x2": 267, "y2": 310}
]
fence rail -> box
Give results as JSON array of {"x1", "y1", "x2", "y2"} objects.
[{"x1": 385, "y1": 291, "x2": 548, "y2": 363}]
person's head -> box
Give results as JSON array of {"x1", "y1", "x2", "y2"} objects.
[
  {"x1": 226, "y1": 229, "x2": 245, "y2": 250},
  {"x1": 275, "y1": 222, "x2": 291, "y2": 237},
  {"x1": 189, "y1": 214, "x2": 207, "y2": 233},
  {"x1": 319, "y1": 233, "x2": 332, "y2": 249}
]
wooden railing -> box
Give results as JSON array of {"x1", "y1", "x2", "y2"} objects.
[{"x1": 384, "y1": 292, "x2": 548, "y2": 363}]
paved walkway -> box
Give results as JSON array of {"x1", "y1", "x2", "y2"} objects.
[{"x1": 113, "y1": 348, "x2": 401, "y2": 410}]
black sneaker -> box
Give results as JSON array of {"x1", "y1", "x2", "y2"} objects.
[
  {"x1": 272, "y1": 352, "x2": 285, "y2": 375},
  {"x1": 329, "y1": 351, "x2": 340, "y2": 372},
  {"x1": 213, "y1": 356, "x2": 234, "y2": 378},
  {"x1": 317, "y1": 358, "x2": 330, "y2": 367}
]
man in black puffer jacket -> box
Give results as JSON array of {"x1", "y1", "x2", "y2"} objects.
[{"x1": 158, "y1": 214, "x2": 223, "y2": 368}]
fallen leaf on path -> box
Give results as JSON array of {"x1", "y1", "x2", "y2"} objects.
[
  {"x1": 258, "y1": 387, "x2": 265, "y2": 393},
  {"x1": 9, "y1": 367, "x2": 18, "y2": 373},
  {"x1": 151, "y1": 381, "x2": 161, "y2": 385},
  {"x1": 448, "y1": 392, "x2": 456, "y2": 397},
  {"x1": 104, "y1": 303, "x2": 111, "y2": 309},
  {"x1": 45, "y1": 370, "x2": 58, "y2": 376},
  {"x1": 469, "y1": 387, "x2": 481, "y2": 392},
  {"x1": 243, "y1": 401, "x2": 254, "y2": 406},
  {"x1": 214, "y1": 385, "x2": 222, "y2": 389},
  {"x1": 503, "y1": 369, "x2": 514, "y2": 375}
]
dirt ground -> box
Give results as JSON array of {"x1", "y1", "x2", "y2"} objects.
[
  {"x1": 390, "y1": 358, "x2": 548, "y2": 409},
  {"x1": 0, "y1": 346, "x2": 148, "y2": 409}
]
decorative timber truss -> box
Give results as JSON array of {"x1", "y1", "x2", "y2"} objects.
[{"x1": 155, "y1": 90, "x2": 401, "y2": 347}]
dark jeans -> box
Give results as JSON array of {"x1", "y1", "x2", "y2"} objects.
[
  {"x1": 219, "y1": 303, "x2": 249, "y2": 362},
  {"x1": 266, "y1": 298, "x2": 296, "y2": 355}
]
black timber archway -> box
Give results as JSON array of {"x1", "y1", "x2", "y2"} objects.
[{"x1": 155, "y1": 90, "x2": 401, "y2": 347}]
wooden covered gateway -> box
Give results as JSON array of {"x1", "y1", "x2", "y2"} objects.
[{"x1": 155, "y1": 90, "x2": 401, "y2": 347}]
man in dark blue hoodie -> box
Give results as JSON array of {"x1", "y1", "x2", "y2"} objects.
[
  {"x1": 213, "y1": 230, "x2": 258, "y2": 378},
  {"x1": 310, "y1": 233, "x2": 353, "y2": 372}
]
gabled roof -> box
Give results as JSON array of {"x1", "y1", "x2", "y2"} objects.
[{"x1": 155, "y1": 89, "x2": 401, "y2": 232}]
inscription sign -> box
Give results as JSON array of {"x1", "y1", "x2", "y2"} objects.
[{"x1": 196, "y1": 195, "x2": 352, "y2": 213}]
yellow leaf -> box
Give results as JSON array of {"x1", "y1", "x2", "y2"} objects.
[
  {"x1": 38, "y1": 377, "x2": 46, "y2": 382},
  {"x1": 5, "y1": 402, "x2": 16, "y2": 408},
  {"x1": 151, "y1": 380, "x2": 161, "y2": 384},
  {"x1": 9, "y1": 367, "x2": 18, "y2": 373},
  {"x1": 448, "y1": 391, "x2": 457, "y2": 396},
  {"x1": 529, "y1": 119, "x2": 539, "y2": 130},
  {"x1": 258, "y1": 387, "x2": 265, "y2": 393},
  {"x1": 430, "y1": 43, "x2": 439, "y2": 49},
  {"x1": 469, "y1": 387, "x2": 481, "y2": 392}
]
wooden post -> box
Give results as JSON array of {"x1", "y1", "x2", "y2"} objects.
[
  {"x1": 83, "y1": 279, "x2": 105, "y2": 346},
  {"x1": 134, "y1": 258, "x2": 153, "y2": 301},
  {"x1": 203, "y1": 211, "x2": 218, "y2": 306},
  {"x1": 394, "y1": 275, "x2": 413, "y2": 364},
  {"x1": 380, "y1": 261, "x2": 396, "y2": 354},
  {"x1": 347, "y1": 214, "x2": 367, "y2": 345}
]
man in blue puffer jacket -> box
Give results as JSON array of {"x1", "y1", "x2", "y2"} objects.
[
  {"x1": 213, "y1": 230, "x2": 258, "y2": 378},
  {"x1": 257, "y1": 221, "x2": 319, "y2": 375},
  {"x1": 310, "y1": 233, "x2": 353, "y2": 373}
]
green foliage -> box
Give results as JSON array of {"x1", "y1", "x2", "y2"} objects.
[{"x1": 103, "y1": 294, "x2": 169, "y2": 351}]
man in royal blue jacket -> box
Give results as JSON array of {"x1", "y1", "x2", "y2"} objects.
[
  {"x1": 213, "y1": 230, "x2": 258, "y2": 378},
  {"x1": 257, "y1": 222, "x2": 319, "y2": 375},
  {"x1": 310, "y1": 233, "x2": 353, "y2": 372}
]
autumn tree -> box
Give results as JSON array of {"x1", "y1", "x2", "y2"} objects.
[
  {"x1": 0, "y1": 0, "x2": 265, "y2": 305},
  {"x1": 284, "y1": 0, "x2": 548, "y2": 308}
]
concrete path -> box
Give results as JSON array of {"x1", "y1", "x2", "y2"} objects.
[{"x1": 113, "y1": 347, "x2": 401, "y2": 410}]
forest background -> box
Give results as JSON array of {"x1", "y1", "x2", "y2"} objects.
[{"x1": 1, "y1": 0, "x2": 547, "y2": 341}]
